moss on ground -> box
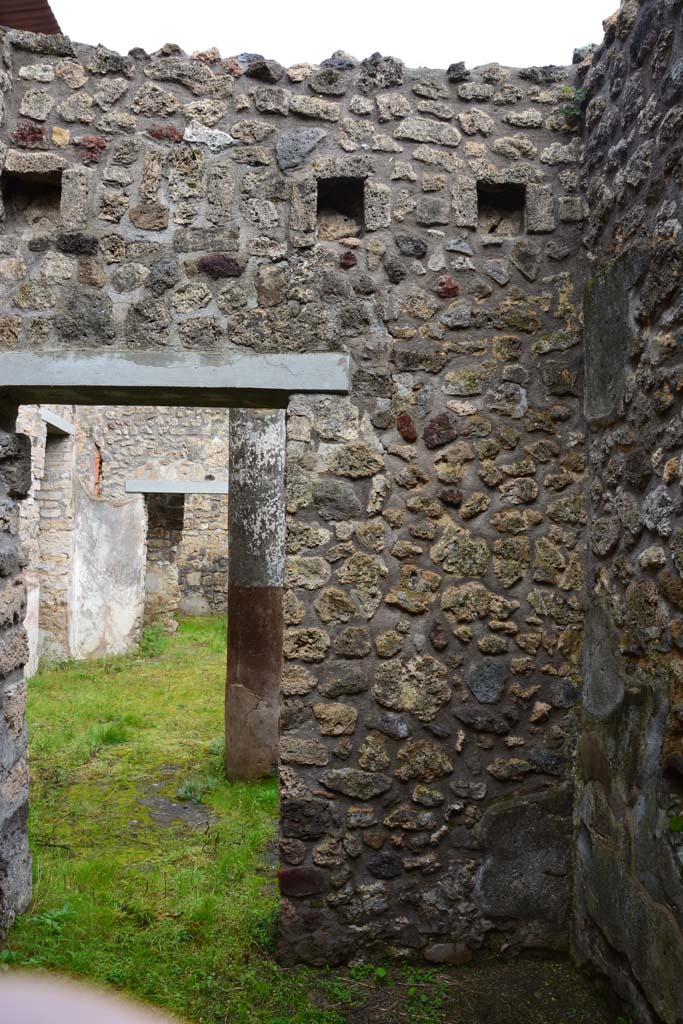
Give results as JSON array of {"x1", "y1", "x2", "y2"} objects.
[{"x1": 1, "y1": 617, "x2": 615, "y2": 1024}]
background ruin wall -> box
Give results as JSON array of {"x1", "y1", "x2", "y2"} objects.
[
  {"x1": 16, "y1": 403, "x2": 229, "y2": 664},
  {"x1": 0, "y1": 4, "x2": 679, "y2": 1019}
]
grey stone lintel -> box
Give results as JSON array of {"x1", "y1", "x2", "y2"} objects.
[
  {"x1": 125, "y1": 479, "x2": 229, "y2": 495},
  {"x1": 41, "y1": 408, "x2": 76, "y2": 435},
  {"x1": 0, "y1": 350, "x2": 352, "y2": 409}
]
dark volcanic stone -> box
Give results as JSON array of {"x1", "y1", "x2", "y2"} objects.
[
  {"x1": 438, "y1": 488, "x2": 462, "y2": 507},
  {"x1": 453, "y1": 707, "x2": 509, "y2": 734},
  {"x1": 276, "y1": 127, "x2": 326, "y2": 170},
  {"x1": 424, "y1": 411, "x2": 459, "y2": 449},
  {"x1": 385, "y1": 257, "x2": 407, "y2": 283},
  {"x1": 57, "y1": 233, "x2": 99, "y2": 256},
  {"x1": 429, "y1": 619, "x2": 449, "y2": 651},
  {"x1": 367, "y1": 851, "x2": 403, "y2": 879},
  {"x1": 396, "y1": 234, "x2": 428, "y2": 259},
  {"x1": 281, "y1": 798, "x2": 332, "y2": 839},
  {"x1": 309, "y1": 68, "x2": 348, "y2": 95},
  {"x1": 55, "y1": 287, "x2": 115, "y2": 345},
  {"x1": 312, "y1": 478, "x2": 362, "y2": 521},
  {"x1": 320, "y1": 768, "x2": 392, "y2": 800},
  {"x1": 279, "y1": 866, "x2": 328, "y2": 897},
  {"x1": 518, "y1": 65, "x2": 566, "y2": 83},
  {"x1": 446, "y1": 62, "x2": 470, "y2": 82},
  {"x1": 245, "y1": 58, "x2": 284, "y2": 83},
  {"x1": 321, "y1": 51, "x2": 357, "y2": 70},
  {"x1": 364, "y1": 711, "x2": 411, "y2": 740},
  {"x1": 466, "y1": 662, "x2": 507, "y2": 704},
  {"x1": 475, "y1": 787, "x2": 571, "y2": 925},
  {"x1": 528, "y1": 746, "x2": 567, "y2": 776},
  {"x1": 197, "y1": 254, "x2": 242, "y2": 279},
  {"x1": 148, "y1": 258, "x2": 179, "y2": 296},
  {"x1": 358, "y1": 52, "x2": 404, "y2": 93}
]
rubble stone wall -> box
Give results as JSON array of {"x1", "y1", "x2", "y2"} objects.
[
  {"x1": 15, "y1": 402, "x2": 229, "y2": 662},
  {"x1": 0, "y1": 401, "x2": 32, "y2": 939},
  {"x1": 576, "y1": 1, "x2": 683, "y2": 1022},
  {"x1": 0, "y1": 16, "x2": 651, "y2": 974},
  {"x1": 15, "y1": 404, "x2": 77, "y2": 665},
  {"x1": 73, "y1": 405, "x2": 230, "y2": 617},
  {"x1": 178, "y1": 493, "x2": 228, "y2": 615}
]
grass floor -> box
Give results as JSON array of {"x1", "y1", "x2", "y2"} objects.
[{"x1": 1, "y1": 617, "x2": 617, "y2": 1024}]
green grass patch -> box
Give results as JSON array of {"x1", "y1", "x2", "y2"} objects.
[
  {"x1": 2, "y1": 617, "x2": 344, "y2": 1024},
  {"x1": 2, "y1": 616, "x2": 615, "y2": 1024}
]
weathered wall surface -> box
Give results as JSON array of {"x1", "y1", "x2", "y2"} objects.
[
  {"x1": 0, "y1": 29, "x2": 589, "y2": 959},
  {"x1": 16, "y1": 404, "x2": 76, "y2": 667},
  {"x1": 74, "y1": 405, "x2": 229, "y2": 615},
  {"x1": 70, "y1": 482, "x2": 146, "y2": 657},
  {"x1": 17, "y1": 402, "x2": 229, "y2": 662},
  {"x1": 15, "y1": 405, "x2": 50, "y2": 675},
  {"x1": 144, "y1": 490, "x2": 184, "y2": 629},
  {"x1": 0, "y1": 405, "x2": 32, "y2": 937},
  {"x1": 178, "y1": 492, "x2": 228, "y2": 614},
  {"x1": 576, "y1": 1, "x2": 683, "y2": 1021}
]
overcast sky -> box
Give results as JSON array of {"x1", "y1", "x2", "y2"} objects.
[{"x1": 48, "y1": 0, "x2": 612, "y2": 69}]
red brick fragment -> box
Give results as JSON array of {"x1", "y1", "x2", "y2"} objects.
[
  {"x1": 147, "y1": 123, "x2": 183, "y2": 143},
  {"x1": 339, "y1": 251, "x2": 357, "y2": 269},
  {"x1": 436, "y1": 274, "x2": 459, "y2": 299},
  {"x1": 73, "y1": 134, "x2": 107, "y2": 164},
  {"x1": 10, "y1": 122, "x2": 46, "y2": 149},
  {"x1": 396, "y1": 412, "x2": 417, "y2": 443}
]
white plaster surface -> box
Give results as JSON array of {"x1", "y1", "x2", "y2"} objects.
[{"x1": 70, "y1": 485, "x2": 146, "y2": 659}]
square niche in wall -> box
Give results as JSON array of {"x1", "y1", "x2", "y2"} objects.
[
  {"x1": 477, "y1": 181, "x2": 526, "y2": 236},
  {"x1": 1, "y1": 170, "x2": 62, "y2": 231},
  {"x1": 317, "y1": 176, "x2": 365, "y2": 241}
]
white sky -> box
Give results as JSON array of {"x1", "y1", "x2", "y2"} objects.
[{"x1": 49, "y1": 0, "x2": 613, "y2": 69}]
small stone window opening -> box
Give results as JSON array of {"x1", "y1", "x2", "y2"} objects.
[
  {"x1": 317, "y1": 177, "x2": 365, "y2": 241},
  {"x1": 477, "y1": 182, "x2": 526, "y2": 236},
  {"x1": 1, "y1": 170, "x2": 62, "y2": 231}
]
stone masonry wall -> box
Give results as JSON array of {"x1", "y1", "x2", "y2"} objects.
[
  {"x1": 178, "y1": 493, "x2": 228, "y2": 614},
  {"x1": 144, "y1": 491, "x2": 184, "y2": 629},
  {"x1": 576, "y1": 2, "x2": 683, "y2": 1022},
  {"x1": 74, "y1": 405, "x2": 229, "y2": 616},
  {"x1": 0, "y1": 403, "x2": 32, "y2": 938},
  {"x1": 0, "y1": 29, "x2": 589, "y2": 958},
  {"x1": 16, "y1": 403, "x2": 77, "y2": 666}
]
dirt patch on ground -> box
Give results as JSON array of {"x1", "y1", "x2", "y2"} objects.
[
  {"x1": 137, "y1": 765, "x2": 216, "y2": 829},
  {"x1": 314, "y1": 957, "x2": 613, "y2": 1024}
]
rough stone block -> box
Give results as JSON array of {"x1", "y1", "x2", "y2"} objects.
[{"x1": 526, "y1": 183, "x2": 555, "y2": 233}]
